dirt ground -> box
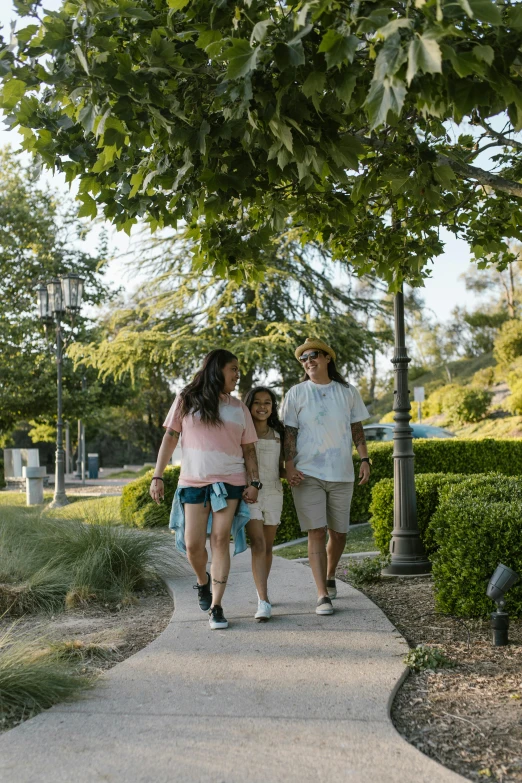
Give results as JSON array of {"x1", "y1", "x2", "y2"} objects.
[
  {"x1": 0, "y1": 584, "x2": 173, "y2": 731},
  {"x1": 336, "y1": 571, "x2": 522, "y2": 783}
]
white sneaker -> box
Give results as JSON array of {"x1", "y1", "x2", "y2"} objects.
[
  {"x1": 255, "y1": 599, "x2": 272, "y2": 622},
  {"x1": 326, "y1": 579, "x2": 337, "y2": 599},
  {"x1": 257, "y1": 590, "x2": 271, "y2": 605},
  {"x1": 316, "y1": 597, "x2": 334, "y2": 615}
]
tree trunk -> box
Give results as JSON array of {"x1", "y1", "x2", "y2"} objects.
[
  {"x1": 369, "y1": 346, "x2": 377, "y2": 403},
  {"x1": 239, "y1": 368, "x2": 255, "y2": 400}
]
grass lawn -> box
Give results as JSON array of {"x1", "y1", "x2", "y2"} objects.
[
  {"x1": 108, "y1": 467, "x2": 150, "y2": 479},
  {"x1": 275, "y1": 524, "x2": 378, "y2": 559},
  {"x1": 0, "y1": 492, "x2": 121, "y2": 523}
]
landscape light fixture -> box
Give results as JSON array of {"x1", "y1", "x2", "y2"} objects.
[{"x1": 487, "y1": 563, "x2": 520, "y2": 647}]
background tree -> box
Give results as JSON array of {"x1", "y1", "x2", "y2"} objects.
[
  {"x1": 71, "y1": 231, "x2": 376, "y2": 400},
  {"x1": 0, "y1": 146, "x2": 117, "y2": 437},
  {"x1": 1, "y1": 0, "x2": 522, "y2": 288}
]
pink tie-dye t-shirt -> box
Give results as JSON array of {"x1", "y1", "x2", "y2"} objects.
[{"x1": 163, "y1": 394, "x2": 258, "y2": 488}]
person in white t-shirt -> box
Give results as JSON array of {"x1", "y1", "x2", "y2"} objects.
[{"x1": 282, "y1": 338, "x2": 371, "y2": 616}]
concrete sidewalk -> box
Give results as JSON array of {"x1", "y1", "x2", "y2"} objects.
[{"x1": 0, "y1": 552, "x2": 465, "y2": 783}]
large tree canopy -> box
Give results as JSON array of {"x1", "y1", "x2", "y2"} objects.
[{"x1": 2, "y1": 0, "x2": 522, "y2": 285}]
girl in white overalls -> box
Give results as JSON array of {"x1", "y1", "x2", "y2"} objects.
[{"x1": 244, "y1": 387, "x2": 286, "y2": 622}]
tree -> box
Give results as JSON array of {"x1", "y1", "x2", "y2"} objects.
[
  {"x1": 462, "y1": 245, "x2": 522, "y2": 318},
  {"x1": 70, "y1": 231, "x2": 375, "y2": 398},
  {"x1": 1, "y1": 0, "x2": 522, "y2": 286},
  {"x1": 0, "y1": 146, "x2": 119, "y2": 437}
]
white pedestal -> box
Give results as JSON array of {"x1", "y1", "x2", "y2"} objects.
[{"x1": 23, "y1": 466, "x2": 47, "y2": 506}]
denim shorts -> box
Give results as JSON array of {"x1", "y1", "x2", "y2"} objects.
[{"x1": 179, "y1": 483, "x2": 245, "y2": 506}]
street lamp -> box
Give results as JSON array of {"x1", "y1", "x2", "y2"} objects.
[
  {"x1": 37, "y1": 273, "x2": 84, "y2": 508},
  {"x1": 382, "y1": 289, "x2": 432, "y2": 576}
]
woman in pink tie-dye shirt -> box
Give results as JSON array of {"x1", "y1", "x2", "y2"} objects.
[{"x1": 150, "y1": 349, "x2": 260, "y2": 630}]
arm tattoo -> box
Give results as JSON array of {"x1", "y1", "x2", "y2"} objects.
[
  {"x1": 284, "y1": 426, "x2": 298, "y2": 462},
  {"x1": 166, "y1": 428, "x2": 180, "y2": 441},
  {"x1": 351, "y1": 422, "x2": 366, "y2": 448},
  {"x1": 242, "y1": 442, "x2": 259, "y2": 482}
]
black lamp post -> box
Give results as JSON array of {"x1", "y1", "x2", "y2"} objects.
[
  {"x1": 382, "y1": 289, "x2": 432, "y2": 576},
  {"x1": 37, "y1": 274, "x2": 84, "y2": 508}
]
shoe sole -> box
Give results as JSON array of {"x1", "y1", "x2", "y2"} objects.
[
  {"x1": 209, "y1": 621, "x2": 229, "y2": 629},
  {"x1": 316, "y1": 607, "x2": 334, "y2": 615},
  {"x1": 255, "y1": 615, "x2": 271, "y2": 622}
]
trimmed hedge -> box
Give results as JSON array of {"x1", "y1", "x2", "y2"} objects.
[
  {"x1": 431, "y1": 476, "x2": 522, "y2": 617},
  {"x1": 352, "y1": 438, "x2": 522, "y2": 523},
  {"x1": 369, "y1": 472, "x2": 466, "y2": 556},
  {"x1": 121, "y1": 467, "x2": 180, "y2": 528},
  {"x1": 119, "y1": 467, "x2": 303, "y2": 543}
]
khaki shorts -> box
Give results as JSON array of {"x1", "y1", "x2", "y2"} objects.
[{"x1": 291, "y1": 477, "x2": 354, "y2": 533}]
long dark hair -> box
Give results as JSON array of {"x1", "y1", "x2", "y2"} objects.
[
  {"x1": 301, "y1": 353, "x2": 349, "y2": 387},
  {"x1": 244, "y1": 386, "x2": 285, "y2": 436},
  {"x1": 179, "y1": 349, "x2": 238, "y2": 425}
]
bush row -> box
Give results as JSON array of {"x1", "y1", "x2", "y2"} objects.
[
  {"x1": 432, "y1": 476, "x2": 522, "y2": 617},
  {"x1": 370, "y1": 472, "x2": 522, "y2": 617},
  {"x1": 351, "y1": 437, "x2": 522, "y2": 522},
  {"x1": 120, "y1": 439, "x2": 522, "y2": 539}
]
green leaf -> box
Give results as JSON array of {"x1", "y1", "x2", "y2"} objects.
[
  {"x1": 168, "y1": 0, "x2": 190, "y2": 9},
  {"x1": 376, "y1": 18, "x2": 413, "y2": 40},
  {"x1": 373, "y1": 34, "x2": 407, "y2": 82},
  {"x1": 250, "y1": 20, "x2": 272, "y2": 45},
  {"x1": 273, "y1": 41, "x2": 305, "y2": 69},
  {"x1": 78, "y1": 103, "x2": 96, "y2": 133},
  {"x1": 433, "y1": 164, "x2": 456, "y2": 188},
  {"x1": 407, "y1": 35, "x2": 442, "y2": 85},
  {"x1": 335, "y1": 71, "x2": 357, "y2": 105},
  {"x1": 77, "y1": 194, "x2": 97, "y2": 219},
  {"x1": 196, "y1": 30, "x2": 222, "y2": 51},
  {"x1": 473, "y1": 45, "x2": 494, "y2": 65},
  {"x1": 303, "y1": 71, "x2": 326, "y2": 98},
  {"x1": 226, "y1": 39, "x2": 259, "y2": 79},
  {"x1": 269, "y1": 118, "x2": 293, "y2": 152},
  {"x1": 0, "y1": 79, "x2": 27, "y2": 110},
  {"x1": 468, "y1": 0, "x2": 502, "y2": 24},
  {"x1": 456, "y1": 0, "x2": 474, "y2": 17},
  {"x1": 364, "y1": 76, "x2": 406, "y2": 129},
  {"x1": 318, "y1": 31, "x2": 360, "y2": 69},
  {"x1": 75, "y1": 45, "x2": 89, "y2": 75}
]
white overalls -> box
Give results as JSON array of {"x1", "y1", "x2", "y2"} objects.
[{"x1": 249, "y1": 429, "x2": 284, "y2": 526}]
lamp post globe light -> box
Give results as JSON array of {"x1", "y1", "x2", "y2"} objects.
[{"x1": 36, "y1": 274, "x2": 84, "y2": 508}]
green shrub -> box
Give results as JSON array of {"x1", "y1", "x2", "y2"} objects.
[
  {"x1": 120, "y1": 467, "x2": 180, "y2": 528},
  {"x1": 424, "y1": 384, "x2": 492, "y2": 423},
  {"x1": 369, "y1": 473, "x2": 466, "y2": 556},
  {"x1": 494, "y1": 318, "x2": 522, "y2": 371},
  {"x1": 404, "y1": 644, "x2": 453, "y2": 672},
  {"x1": 503, "y1": 378, "x2": 522, "y2": 414},
  {"x1": 431, "y1": 476, "x2": 522, "y2": 617}
]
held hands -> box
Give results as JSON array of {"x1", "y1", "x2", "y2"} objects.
[
  {"x1": 242, "y1": 485, "x2": 259, "y2": 504},
  {"x1": 358, "y1": 461, "x2": 371, "y2": 486},
  {"x1": 287, "y1": 468, "x2": 305, "y2": 487},
  {"x1": 150, "y1": 478, "x2": 164, "y2": 504}
]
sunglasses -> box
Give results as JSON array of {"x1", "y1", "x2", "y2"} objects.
[{"x1": 299, "y1": 350, "x2": 324, "y2": 363}]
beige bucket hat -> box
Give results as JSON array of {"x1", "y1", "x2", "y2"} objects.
[{"x1": 294, "y1": 337, "x2": 337, "y2": 362}]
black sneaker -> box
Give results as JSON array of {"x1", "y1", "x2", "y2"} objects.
[
  {"x1": 193, "y1": 572, "x2": 212, "y2": 611},
  {"x1": 208, "y1": 605, "x2": 229, "y2": 630}
]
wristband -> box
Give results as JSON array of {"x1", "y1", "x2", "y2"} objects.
[
  {"x1": 152, "y1": 476, "x2": 164, "y2": 481},
  {"x1": 361, "y1": 458, "x2": 372, "y2": 465}
]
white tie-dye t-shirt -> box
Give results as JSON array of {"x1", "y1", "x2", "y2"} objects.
[{"x1": 282, "y1": 380, "x2": 370, "y2": 482}]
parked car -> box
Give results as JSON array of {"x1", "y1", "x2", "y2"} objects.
[{"x1": 363, "y1": 423, "x2": 455, "y2": 442}]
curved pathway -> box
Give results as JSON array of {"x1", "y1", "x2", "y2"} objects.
[{"x1": 0, "y1": 551, "x2": 465, "y2": 783}]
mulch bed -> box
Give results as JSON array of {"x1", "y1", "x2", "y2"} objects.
[{"x1": 336, "y1": 571, "x2": 522, "y2": 783}]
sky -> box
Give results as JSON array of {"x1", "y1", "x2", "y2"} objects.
[{"x1": 0, "y1": 1, "x2": 492, "y2": 323}]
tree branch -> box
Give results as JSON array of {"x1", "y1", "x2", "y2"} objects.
[
  {"x1": 351, "y1": 134, "x2": 522, "y2": 199},
  {"x1": 479, "y1": 120, "x2": 522, "y2": 153}
]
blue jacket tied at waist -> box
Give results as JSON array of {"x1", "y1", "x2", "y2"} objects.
[{"x1": 169, "y1": 482, "x2": 250, "y2": 556}]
